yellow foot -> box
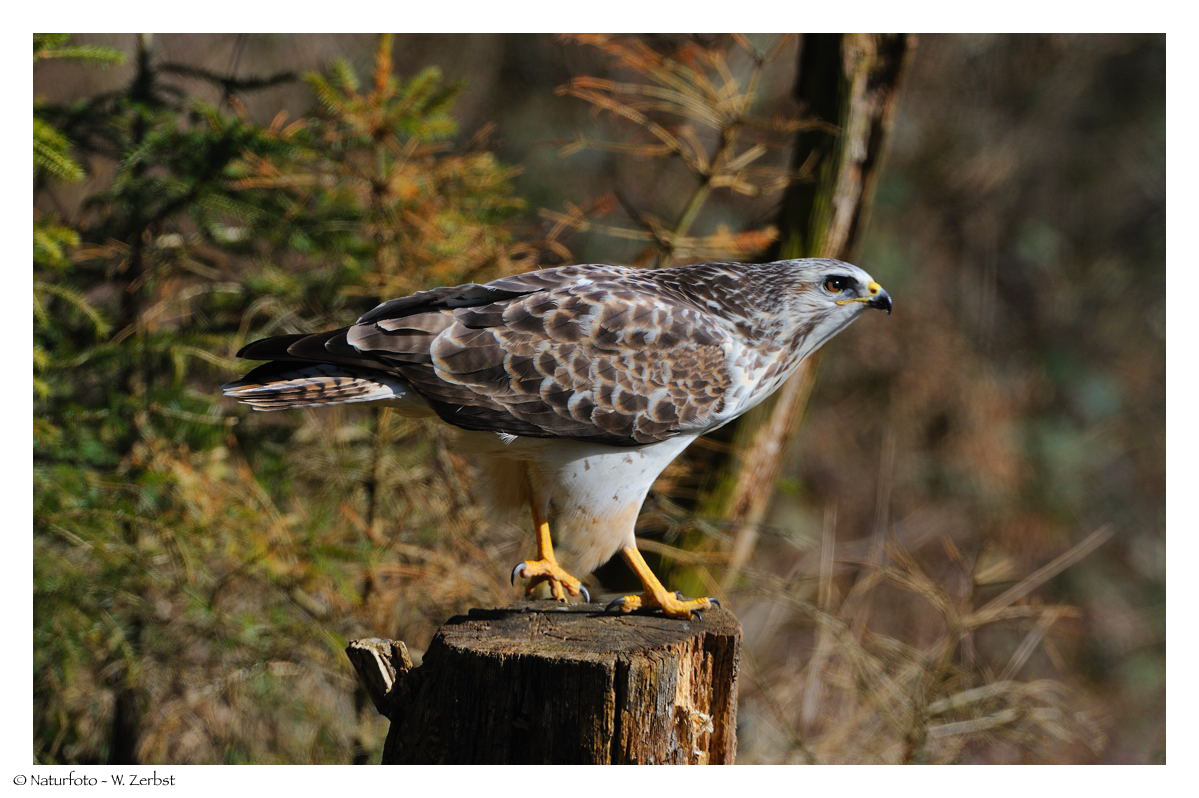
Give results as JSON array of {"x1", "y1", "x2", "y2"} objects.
[
  {"x1": 605, "y1": 590, "x2": 719, "y2": 620},
  {"x1": 511, "y1": 559, "x2": 591, "y2": 604}
]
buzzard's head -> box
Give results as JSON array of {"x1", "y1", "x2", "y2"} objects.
[
  {"x1": 806, "y1": 259, "x2": 892, "y2": 315},
  {"x1": 766, "y1": 258, "x2": 892, "y2": 358}
]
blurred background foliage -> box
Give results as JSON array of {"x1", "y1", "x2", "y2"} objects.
[{"x1": 32, "y1": 33, "x2": 1163, "y2": 764}]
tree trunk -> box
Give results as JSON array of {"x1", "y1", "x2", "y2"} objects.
[
  {"x1": 347, "y1": 602, "x2": 741, "y2": 764},
  {"x1": 712, "y1": 33, "x2": 914, "y2": 589}
]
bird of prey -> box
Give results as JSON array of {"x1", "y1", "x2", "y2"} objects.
[{"x1": 223, "y1": 258, "x2": 892, "y2": 618}]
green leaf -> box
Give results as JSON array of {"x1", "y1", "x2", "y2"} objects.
[
  {"x1": 33, "y1": 280, "x2": 111, "y2": 337},
  {"x1": 33, "y1": 220, "x2": 81, "y2": 270},
  {"x1": 33, "y1": 117, "x2": 84, "y2": 181},
  {"x1": 36, "y1": 44, "x2": 125, "y2": 64}
]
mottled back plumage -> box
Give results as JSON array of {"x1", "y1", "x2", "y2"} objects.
[{"x1": 226, "y1": 260, "x2": 889, "y2": 445}]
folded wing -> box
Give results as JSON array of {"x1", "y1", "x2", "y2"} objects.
[{"x1": 231, "y1": 264, "x2": 738, "y2": 446}]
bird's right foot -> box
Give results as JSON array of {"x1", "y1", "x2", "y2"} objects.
[{"x1": 511, "y1": 558, "x2": 591, "y2": 604}]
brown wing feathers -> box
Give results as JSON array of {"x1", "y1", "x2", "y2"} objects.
[{"x1": 228, "y1": 266, "x2": 737, "y2": 445}]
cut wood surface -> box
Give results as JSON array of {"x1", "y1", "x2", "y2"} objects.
[{"x1": 348, "y1": 601, "x2": 742, "y2": 764}]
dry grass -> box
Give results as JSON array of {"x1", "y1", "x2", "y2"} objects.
[{"x1": 717, "y1": 524, "x2": 1111, "y2": 763}]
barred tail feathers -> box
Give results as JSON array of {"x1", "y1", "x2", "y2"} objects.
[{"x1": 222, "y1": 362, "x2": 415, "y2": 412}]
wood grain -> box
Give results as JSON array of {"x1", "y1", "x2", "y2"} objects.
[{"x1": 350, "y1": 602, "x2": 741, "y2": 764}]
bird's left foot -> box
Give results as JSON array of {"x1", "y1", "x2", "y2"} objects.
[
  {"x1": 511, "y1": 558, "x2": 591, "y2": 604},
  {"x1": 605, "y1": 590, "x2": 719, "y2": 620}
]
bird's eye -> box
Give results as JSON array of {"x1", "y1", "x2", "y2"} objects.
[{"x1": 823, "y1": 276, "x2": 851, "y2": 294}]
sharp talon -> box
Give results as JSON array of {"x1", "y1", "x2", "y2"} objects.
[
  {"x1": 690, "y1": 610, "x2": 703, "y2": 621},
  {"x1": 605, "y1": 597, "x2": 626, "y2": 613},
  {"x1": 709, "y1": 597, "x2": 721, "y2": 608},
  {"x1": 511, "y1": 558, "x2": 588, "y2": 605}
]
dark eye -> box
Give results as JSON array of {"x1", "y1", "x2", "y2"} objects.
[{"x1": 823, "y1": 275, "x2": 851, "y2": 293}]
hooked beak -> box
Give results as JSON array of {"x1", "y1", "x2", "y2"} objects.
[
  {"x1": 866, "y1": 281, "x2": 892, "y2": 315},
  {"x1": 834, "y1": 279, "x2": 893, "y2": 314}
]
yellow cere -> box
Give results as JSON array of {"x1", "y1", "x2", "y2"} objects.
[{"x1": 836, "y1": 280, "x2": 884, "y2": 306}]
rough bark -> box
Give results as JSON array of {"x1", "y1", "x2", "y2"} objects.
[{"x1": 348, "y1": 601, "x2": 741, "y2": 764}]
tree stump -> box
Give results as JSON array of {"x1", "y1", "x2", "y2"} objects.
[{"x1": 346, "y1": 601, "x2": 741, "y2": 764}]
